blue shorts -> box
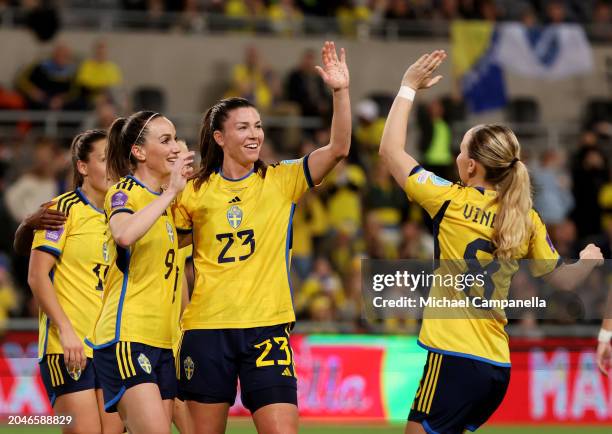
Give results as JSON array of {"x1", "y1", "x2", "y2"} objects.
[
  {"x1": 93, "y1": 341, "x2": 177, "y2": 413},
  {"x1": 408, "y1": 351, "x2": 511, "y2": 434},
  {"x1": 39, "y1": 355, "x2": 99, "y2": 407},
  {"x1": 177, "y1": 323, "x2": 297, "y2": 413}
]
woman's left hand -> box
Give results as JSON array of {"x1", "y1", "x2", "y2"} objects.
[{"x1": 315, "y1": 41, "x2": 349, "y2": 92}]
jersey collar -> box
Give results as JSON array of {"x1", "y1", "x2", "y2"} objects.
[
  {"x1": 127, "y1": 175, "x2": 162, "y2": 196},
  {"x1": 76, "y1": 187, "x2": 104, "y2": 214}
]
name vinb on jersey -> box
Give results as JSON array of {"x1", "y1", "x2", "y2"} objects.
[
  {"x1": 174, "y1": 157, "x2": 314, "y2": 330},
  {"x1": 404, "y1": 166, "x2": 561, "y2": 366}
]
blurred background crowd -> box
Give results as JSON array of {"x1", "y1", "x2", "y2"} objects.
[{"x1": 0, "y1": 0, "x2": 611, "y2": 336}]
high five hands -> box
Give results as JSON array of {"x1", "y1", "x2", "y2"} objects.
[
  {"x1": 315, "y1": 41, "x2": 349, "y2": 92},
  {"x1": 402, "y1": 49, "x2": 447, "y2": 90}
]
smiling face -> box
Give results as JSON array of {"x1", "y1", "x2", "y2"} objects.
[
  {"x1": 132, "y1": 116, "x2": 180, "y2": 177},
  {"x1": 214, "y1": 107, "x2": 264, "y2": 167}
]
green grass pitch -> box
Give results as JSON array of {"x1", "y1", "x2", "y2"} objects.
[{"x1": 1, "y1": 420, "x2": 611, "y2": 433}]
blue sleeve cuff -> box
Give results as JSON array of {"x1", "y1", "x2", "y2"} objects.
[
  {"x1": 303, "y1": 153, "x2": 314, "y2": 188},
  {"x1": 34, "y1": 245, "x2": 61, "y2": 258},
  {"x1": 409, "y1": 165, "x2": 424, "y2": 177},
  {"x1": 109, "y1": 208, "x2": 135, "y2": 219}
]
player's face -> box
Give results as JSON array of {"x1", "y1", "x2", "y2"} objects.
[
  {"x1": 217, "y1": 107, "x2": 264, "y2": 166},
  {"x1": 139, "y1": 117, "x2": 180, "y2": 177},
  {"x1": 82, "y1": 138, "x2": 109, "y2": 193}
]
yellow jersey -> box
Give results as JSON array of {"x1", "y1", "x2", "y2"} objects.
[
  {"x1": 32, "y1": 188, "x2": 110, "y2": 359},
  {"x1": 405, "y1": 166, "x2": 561, "y2": 366},
  {"x1": 86, "y1": 175, "x2": 179, "y2": 350},
  {"x1": 171, "y1": 245, "x2": 192, "y2": 354},
  {"x1": 173, "y1": 158, "x2": 313, "y2": 330}
]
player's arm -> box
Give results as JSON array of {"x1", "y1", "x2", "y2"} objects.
[
  {"x1": 110, "y1": 152, "x2": 194, "y2": 248},
  {"x1": 379, "y1": 50, "x2": 446, "y2": 188},
  {"x1": 14, "y1": 201, "x2": 66, "y2": 256},
  {"x1": 542, "y1": 243, "x2": 604, "y2": 291},
  {"x1": 307, "y1": 41, "x2": 351, "y2": 185},
  {"x1": 27, "y1": 250, "x2": 85, "y2": 372},
  {"x1": 597, "y1": 294, "x2": 612, "y2": 375}
]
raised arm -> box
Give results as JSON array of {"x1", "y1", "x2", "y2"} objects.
[
  {"x1": 543, "y1": 243, "x2": 604, "y2": 291},
  {"x1": 111, "y1": 152, "x2": 193, "y2": 248},
  {"x1": 14, "y1": 201, "x2": 67, "y2": 256},
  {"x1": 379, "y1": 50, "x2": 446, "y2": 187},
  {"x1": 307, "y1": 41, "x2": 351, "y2": 185},
  {"x1": 28, "y1": 250, "x2": 85, "y2": 373}
]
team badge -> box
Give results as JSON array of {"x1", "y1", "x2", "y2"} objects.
[
  {"x1": 67, "y1": 366, "x2": 82, "y2": 381},
  {"x1": 138, "y1": 353, "x2": 152, "y2": 374},
  {"x1": 431, "y1": 175, "x2": 451, "y2": 186},
  {"x1": 111, "y1": 191, "x2": 128, "y2": 208},
  {"x1": 227, "y1": 205, "x2": 243, "y2": 229},
  {"x1": 183, "y1": 356, "x2": 194, "y2": 380},
  {"x1": 102, "y1": 242, "x2": 109, "y2": 262},
  {"x1": 166, "y1": 221, "x2": 175, "y2": 242},
  {"x1": 417, "y1": 170, "x2": 432, "y2": 184},
  {"x1": 45, "y1": 227, "x2": 64, "y2": 242}
]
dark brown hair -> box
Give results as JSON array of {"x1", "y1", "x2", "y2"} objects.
[
  {"x1": 106, "y1": 111, "x2": 162, "y2": 181},
  {"x1": 71, "y1": 129, "x2": 107, "y2": 188}
]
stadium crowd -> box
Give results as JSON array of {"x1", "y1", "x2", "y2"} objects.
[
  {"x1": 0, "y1": 29, "x2": 611, "y2": 334},
  {"x1": 3, "y1": 1, "x2": 612, "y2": 40}
]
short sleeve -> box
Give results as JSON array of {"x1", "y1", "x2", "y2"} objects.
[
  {"x1": 31, "y1": 203, "x2": 71, "y2": 259},
  {"x1": 404, "y1": 166, "x2": 462, "y2": 217},
  {"x1": 271, "y1": 155, "x2": 313, "y2": 203},
  {"x1": 173, "y1": 188, "x2": 193, "y2": 234},
  {"x1": 526, "y1": 211, "x2": 562, "y2": 277},
  {"x1": 105, "y1": 187, "x2": 138, "y2": 219}
]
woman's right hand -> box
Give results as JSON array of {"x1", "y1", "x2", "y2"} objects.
[
  {"x1": 579, "y1": 243, "x2": 604, "y2": 266},
  {"x1": 401, "y1": 50, "x2": 446, "y2": 90},
  {"x1": 59, "y1": 325, "x2": 86, "y2": 373},
  {"x1": 167, "y1": 151, "x2": 195, "y2": 195}
]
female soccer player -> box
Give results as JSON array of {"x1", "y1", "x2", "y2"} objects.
[
  {"x1": 27, "y1": 129, "x2": 122, "y2": 433},
  {"x1": 85, "y1": 111, "x2": 193, "y2": 434},
  {"x1": 379, "y1": 50, "x2": 604, "y2": 434},
  {"x1": 173, "y1": 41, "x2": 350, "y2": 434}
]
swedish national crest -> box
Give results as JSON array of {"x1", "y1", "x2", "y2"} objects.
[{"x1": 227, "y1": 205, "x2": 243, "y2": 229}]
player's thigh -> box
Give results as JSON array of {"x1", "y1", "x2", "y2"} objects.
[
  {"x1": 186, "y1": 401, "x2": 230, "y2": 434},
  {"x1": 404, "y1": 421, "x2": 427, "y2": 434},
  {"x1": 54, "y1": 388, "x2": 101, "y2": 434},
  {"x1": 117, "y1": 383, "x2": 171, "y2": 434},
  {"x1": 252, "y1": 402, "x2": 298, "y2": 434},
  {"x1": 173, "y1": 399, "x2": 194, "y2": 434},
  {"x1": 95, "y1": 388, "x2": 125, "y2": 434}
]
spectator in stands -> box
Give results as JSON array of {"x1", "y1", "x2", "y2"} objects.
[
  {"x1": 544, "y1": 0, "x2": 568, "y2": 23},
  {"x1": 570, "y1": 131, "x2": 609, "y2": 239},
  {"x1": 398, "y1": 221, "x2": 434, "y2": 260},
  {"x1": 532, "y1": 149, "x2": 574, "y2": 226},
  {"x1": 16, "y1": 42, "x2": 83, "y2": 110},
  {"x1": 417, "y1": 98, "x2": 455, "y2": 181},
  {"x1": 76, "y1": 39, "x2": 122, "y2": 107},
  {"x1": 76, "y1": 39, "x2": 123, "y2": 107},
  {"x1": 268, "y1": 0, "x2": 303, "y2": 34},
  {"x1": 296, "y1": 257, "x2": 344, "y2": 318},
  {"x1": 364, "y1": 160, "x2": 408, "y2": 257},
  {"x1": 0, "y1": 254, "x2": 19, "y2": 330},
  {"x1": 336, "y1": 0, "x2": 372, "y2": 37},
  {"x1": 225, "y1": 45, "x2": 274, "y2": 111},
  {"x1": 4, "y1": 138, "x2": 61, "y2": 224},
  {"x1": 292, "y1": 191, "x2": 328, "y2": 280},
  {"x1": 286, "y1": 48, "x2": 330, "y2": 118},
  {"x1": 325, "y1": 159, "x2": 366, "y2": 237},
  {"x1": 354, "y1": 99, "x2": 386, "y2": 165}
]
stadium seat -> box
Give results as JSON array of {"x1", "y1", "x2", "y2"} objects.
[
  {"x1": 505, "y1": 97, "x2": 540, "y2": 124},
  {"x1": 584, "y1": 98, "x2": 612, "y2": 127}
]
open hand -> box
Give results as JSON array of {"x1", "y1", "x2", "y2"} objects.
[
  {"x1": 315, "y1": 41, "x2": 349, "y2": 92},
  {"x1": 402, "y1": 50, "x2": 446, "y2": 90}
]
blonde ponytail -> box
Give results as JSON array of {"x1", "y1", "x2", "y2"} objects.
[{"x1": 467, "y1": 125, "x2": 532, "y2": 259}]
